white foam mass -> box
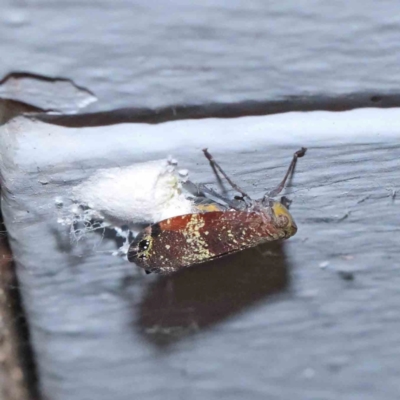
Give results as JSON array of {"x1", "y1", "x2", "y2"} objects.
[{"x1": 72, "y1": 159, "x2": 193, "y2": 225}]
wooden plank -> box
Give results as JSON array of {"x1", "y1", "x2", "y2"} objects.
[
  {"x1": 1, "y1": 2, "x2": 400, "y2": 112},
  {"x1": 0, "y1": 110, "x2": 399, "y2": 400}
]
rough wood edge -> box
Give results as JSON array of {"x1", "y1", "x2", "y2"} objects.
[{"x1": 0, "y1": 234, "x2": 37, "y2": 400}]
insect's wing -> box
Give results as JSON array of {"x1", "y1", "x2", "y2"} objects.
[{"x1": 129, "y1": 211, "x2": 283, "y2": 274}]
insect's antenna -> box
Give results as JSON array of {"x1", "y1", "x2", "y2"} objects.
[
  {"x1": 202, "y1": 148, "x2": 251, "y2": 199},
  {"x1": 267, "y1": 147, "x2": 307, "y2": 197}
]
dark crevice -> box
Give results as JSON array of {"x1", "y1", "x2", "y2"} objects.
[
  {"x1": 0, "y1": 216, "x2": 40, "y2": 400},
  {"x1": 0, "y1": 99, "x2": 44, "y2": 125},
  {"x1": 0, "y1": 71, "x2": 97, "y2": 101},
  {"x1": 30, "y1": 92, "x2": 400, "y2": 128},
  {"x1": 6, "y1": 270, "x2": 41, "y2": 400},
  {"x1": 1, "y1": 72, "x2": 74, "y2": 86},
  {"x1": 0, "y1": 71, "x2": 97, "y2": 116}
]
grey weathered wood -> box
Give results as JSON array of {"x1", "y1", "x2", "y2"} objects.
[
  {"x1": 1, "y1": 1, "x2": 400, "y2": 113},
  {"x1": 1, "y1": 2, "x2": 400, "y2": 399},
  {"x1": 1, "y1": 112, "x2": 399, "y2": 400}
]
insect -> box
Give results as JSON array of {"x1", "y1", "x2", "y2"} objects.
[{"x1": 128, "y1": 147, "x2": 306, "y2": 274}]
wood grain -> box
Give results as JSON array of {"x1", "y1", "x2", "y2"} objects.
[{"x1": 1, "y1": 114, "x2": 399, "y2": 400}]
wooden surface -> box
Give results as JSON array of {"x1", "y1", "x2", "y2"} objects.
[
  {"x1": 1, "y1": 1, "x2": 400, "y2": 113},
  {"x1": 1, "y1": 1, "x2": 400, "y2": 399},
  {"x1": 0, "y1": 112, "x2": 399, "y2": 400}
]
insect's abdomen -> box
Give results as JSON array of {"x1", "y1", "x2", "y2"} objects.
[{"x1": 129, "y1": 211, "x2": 287, "y2": 274}]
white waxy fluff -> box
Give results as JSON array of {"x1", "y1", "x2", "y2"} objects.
[
  {"x1": 57, "y1": 159, "x2": 193, "y2": 252},
  {"x1": 72, "y1": 159, "x2": 193, "y2": 225}
]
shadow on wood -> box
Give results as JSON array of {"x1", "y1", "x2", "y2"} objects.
[{"x1": 136, "y1": 241, "x2": 290, "y2": 348}]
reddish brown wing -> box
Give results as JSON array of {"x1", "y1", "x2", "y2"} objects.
[
  {"x1": 158, "y1": 214, "x2": 195, "y2": 231},
  {"x1": 130, "y1": 211, "x2": 284, "y2": 274}
]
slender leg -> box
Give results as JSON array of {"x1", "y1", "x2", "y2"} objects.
[
  {"x1": 182, "y1": 179, "x2": 245, "y2": 210},
  {"x1": 181, "y1": 180, "x2": 206, "y2": 197},
  {"x1": 198, "y1": 184, "x2": 247, "y2": 210},
  {"x1": 267, "y1": 147, "x2": 307, "y2": 197},
  {"x1": 202, "y1": 148, "x2": 251, "y2": 200}
]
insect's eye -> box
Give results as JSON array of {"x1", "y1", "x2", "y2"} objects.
[
  {"x1": 138, "y1": 239, "x2": 150, "y2": 252},
  {"x1": 128, "y1": 236, "x2": 152, "y2": 261}
]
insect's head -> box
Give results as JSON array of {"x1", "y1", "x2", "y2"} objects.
[
  {"x1": 270, "y1": 200, "x2": 297, "y2": 238},
  {"x1": 127, "y1": 230, "x2": 153, "y2": 263}
]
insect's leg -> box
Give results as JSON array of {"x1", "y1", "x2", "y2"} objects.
[
  {"x1": 198, "y1": 183, "x2": 230, "y2": 204},
  {"x1": 181, "y1": 179, "x2": 244, "y2": 210},
  {"x1": 202, "y1": 148, "x2": 251, "y2": 200},
  {"x1": 181, "y1": 180, "x2": 229, "y2": 205},
  {"x1": 198, "y1": 184, "x2": 247, "y2": 210},
  {"x1": 181, "y1": 180, "x2": 206, "y2": 197},
  {"x1": 267, "y1": 147, "x2": 307, "y2": 197}
]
